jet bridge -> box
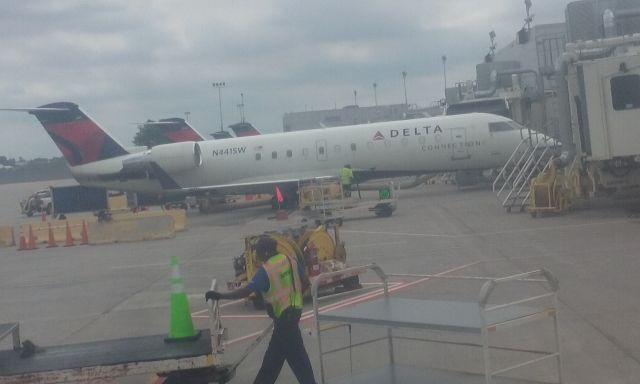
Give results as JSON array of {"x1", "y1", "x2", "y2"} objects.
[{"x1": 495, "y1": 34, "x2": 640, "y2": 214}]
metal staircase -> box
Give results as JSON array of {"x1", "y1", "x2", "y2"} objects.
[{"x1": 493, "y1": 134, "x2": 558, "y2": 212}]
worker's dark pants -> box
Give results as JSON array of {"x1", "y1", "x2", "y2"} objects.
[
  {"x1": 342, "y1": 184, "x2": 351, "y2": 197},
  {"x1": 254, "y1": 308, "x2": 317, "y2": 384}
]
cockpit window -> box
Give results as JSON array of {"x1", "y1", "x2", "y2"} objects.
[{"x1": 489, "y1": 121, "x2": 519, "y2": 132}]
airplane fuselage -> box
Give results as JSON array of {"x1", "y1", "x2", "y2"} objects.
[{"x1": 70, "y1": 113, "x2": 529, "y2": 195}]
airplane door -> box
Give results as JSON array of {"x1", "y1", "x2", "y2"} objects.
[
  {"x1": 316, "y1": 140, "x2": 328, "y2": 161},
  {"x1": 451, "y1": 127, "x2": 470, "y2": 160}
]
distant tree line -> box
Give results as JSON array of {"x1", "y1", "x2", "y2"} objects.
[
  {"x1": 0, "y1": 155, "x2": 22, "y2": 167},
  {"x1": 133, "y1": 121, "x2": 170, "y2": 148},
  {"x1": 0, "y1": 156, "x2": 72, "y2": 184}
]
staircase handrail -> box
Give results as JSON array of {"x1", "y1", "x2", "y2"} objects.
[
  {"x1": 492, "y1": 137, "x2": 532, "y2": 192},
  {"x1": 501, "y1": 142, "x2": 550, "y2": 207},
  {"x1": 495, "y1": 140, "x2": 535, "y2": 199}
]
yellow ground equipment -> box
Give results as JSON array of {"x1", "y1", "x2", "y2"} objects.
[
  {"x1": 299, "y1": 177, "x2": 397, "y2": 219},
  {"x1": 528, "y1": 158, "x2": 576, "y2": 217},
  {"x1": 228, "y1": 220, "x2": 360, "y2": 308}
]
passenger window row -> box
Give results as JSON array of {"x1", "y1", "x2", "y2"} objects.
[{"x1": 254, "y1": 143, "x2": 358, "y2": 161}]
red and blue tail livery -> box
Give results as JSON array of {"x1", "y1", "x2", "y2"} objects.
[
  {"x1": 229, "y1": 121, "x2": 261, "y2": 137},
  {"x1": 29, "y1": 102, "x2": 128, "y2": 166},
  {"x1": 142, "y1": 118, "x2": 205, "y2": 144}
]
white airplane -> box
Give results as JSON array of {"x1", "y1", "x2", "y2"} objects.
[{"x1": 6, "y1": 102, "x2": 534, "y2": 204}]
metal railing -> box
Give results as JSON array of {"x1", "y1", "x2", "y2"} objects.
[
  {"x1": 494, "y1": 133, "x2": 557, "y2": 212},
  {"x1": 311, "y1": 264, "x2": 563, "y2": 384}
]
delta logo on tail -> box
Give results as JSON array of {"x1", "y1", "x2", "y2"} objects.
[
  {"x1": 137, "y1": 118, "x2": 205, "y2": 146},
  {"x1": 30, "y1": 102, "x2": 128, "y2": 166},
  {"x1": 229, "y1": 122, "x2": 261, "y2": 137}
]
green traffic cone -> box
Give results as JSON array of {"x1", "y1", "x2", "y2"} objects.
[{"x1": 165, "y1": 256, "x2": 201, "y2": 342}]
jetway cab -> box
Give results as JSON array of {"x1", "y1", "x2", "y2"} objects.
[{"x1": 566, "y1": 38, "x2": 640, "y2": 193}]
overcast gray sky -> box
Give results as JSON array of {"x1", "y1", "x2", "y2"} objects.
[{"x1": 0, "y1": 0, "x2": 570, "y2": 159}]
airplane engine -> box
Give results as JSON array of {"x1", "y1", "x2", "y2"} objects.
[{"x1": 150, "y1": 142, "x2": 202, "y2": 173}]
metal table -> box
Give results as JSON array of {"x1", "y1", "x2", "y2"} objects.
[
  {"x1": 318, "y1": 298, "x2": 545, "y2": 334},
  {"x1": 311, "y1": 265, "x2": 563, "y2": 384}
]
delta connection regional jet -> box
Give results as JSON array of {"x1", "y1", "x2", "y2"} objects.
[{"x1": 4, "y1": 102, "x2": 537, "y2": 200}]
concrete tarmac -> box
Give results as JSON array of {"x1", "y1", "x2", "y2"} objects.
[{"x1": 1, "y1": 183, "x2": 640, "y2": 383}]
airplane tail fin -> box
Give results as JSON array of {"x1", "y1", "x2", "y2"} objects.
[
  {"x1": 28, "y1": 102, "x2": 129, "y2": 166},
  {"x1": 145, "y1": 118, "x2": 206, "y2": 143},
  {"x1": 229, "y1": 122, "x2": 261, "y2": 137}
]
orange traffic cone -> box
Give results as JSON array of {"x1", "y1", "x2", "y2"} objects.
[
  {"x1": 27, "y1": 225, "x2": 38, "y2": 250},
  {"x1": 80, "y1": 220, "x2": 89, "y2": 245},
  {"x1": 46, "y1": 223, "x2": 58, "y2": 248},
  {"x1": 17, "y1": 234, "x2": 28, "y2": 251},
  {"x1": 63, "y1": 221, "x2": 75, "y2": 247}
]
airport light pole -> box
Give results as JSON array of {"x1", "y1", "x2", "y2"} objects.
[
  {"x1": 402, "y1": 71, "x2": 408, "y2": 105},
  {"x1": 237, "y1": 92, "x2": 246, "y2": 123},
  {"x1": 441, "y1": 55, "x2": 447, "y2": 105},
  {"x1": 353, "y1": 89, "x2": 358, "y2": 106},
  {"x1": 212, "y1": 81, "x2": 225, "y2": 132},
  {"x1": 373, "y1": 82, "x2": 378, "y2": 106},
  {"x1": 184, "y1": 111, "x2": 190, "y2": 122}
]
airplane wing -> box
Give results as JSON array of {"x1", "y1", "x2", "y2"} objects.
[{"x1": 180, "y1": 172, "x2": 339, "y2": 195}]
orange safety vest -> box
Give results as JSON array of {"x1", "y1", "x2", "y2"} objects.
[{"x1": 262, "y1": 253, "x2": 303, "y2": 318}]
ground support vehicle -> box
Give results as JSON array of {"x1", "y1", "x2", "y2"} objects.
[
  {"x1": 19, "y1": 189, "x2": 52, "y2": 217},
  {"x1": 228, "y1": 220, "x2": 361, "y2": 309},
  {"x1": 527, "y1": 158, "x2": 577, "y2": 217},
  {"x1": 0, "y1": 280, "x2": 232, "y2": 384},
  {"x1": 298, "y1": 177, "x2": 398, "y2": 220},
  {"x1": 312, "y1": 265, "x2": 563, "y2": 384}
]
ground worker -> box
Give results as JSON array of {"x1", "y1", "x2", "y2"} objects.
[
  {"x1": 340, "y1": 164, "x2": 354, "y2": 197},
  {"x1": 205, "y1": 236, "x2": 317, "y2": 384}
]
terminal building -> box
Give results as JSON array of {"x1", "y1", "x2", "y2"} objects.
[{"x1": 445, "y1": 0, "x2": 640, "y2": 138}]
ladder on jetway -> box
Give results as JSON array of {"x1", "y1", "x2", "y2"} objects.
[{"x1": 493, "y1": 134, "x2": 557, "y2": 212}]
